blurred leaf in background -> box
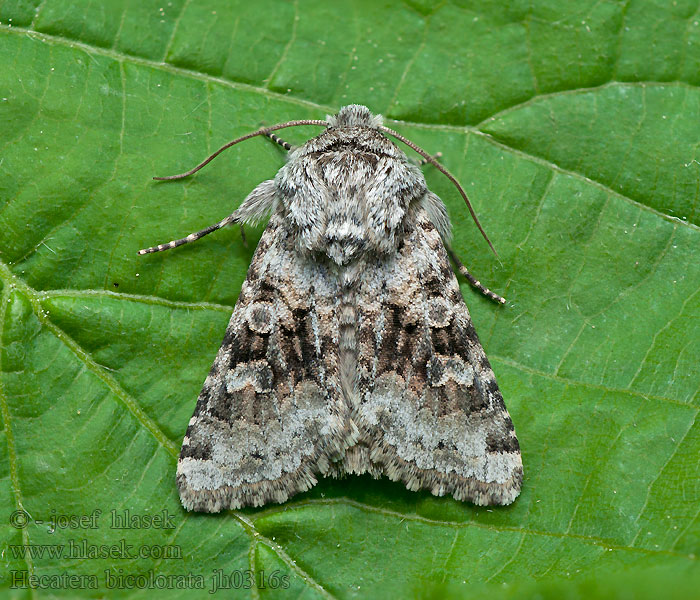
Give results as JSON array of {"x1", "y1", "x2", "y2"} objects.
[{"x1": 0, "y1": 0, "x2": 698, "y2": 598}]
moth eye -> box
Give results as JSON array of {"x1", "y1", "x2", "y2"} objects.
[{"x1": 247, "y1": 302, "x2": 274, "y2": 334}]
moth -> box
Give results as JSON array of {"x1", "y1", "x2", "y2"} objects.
[{"x1": 139, "y1": 105, "x2": 522, "y2": 512}]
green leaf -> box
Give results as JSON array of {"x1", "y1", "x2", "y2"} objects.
[{"x1": 0, "y1": 1, "x2": 698, "y2": 598}]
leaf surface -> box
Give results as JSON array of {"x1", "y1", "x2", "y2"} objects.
[{"x1": 0, "y1": 1, "x2": 698, "y2": 597}]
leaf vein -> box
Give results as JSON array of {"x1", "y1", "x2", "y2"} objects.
[
  {"x1": 234, "y1": 513, "x2": 337, "y2": 599},
  {"x1": 255, "y1": 498, "x2": 697, "y2": 561},
  {"x1": 0, "y1": 287, "x2": 36, "y2": 580},
  {"x1": 0, "y1": 260, "x2": 179, "y2": 458}
]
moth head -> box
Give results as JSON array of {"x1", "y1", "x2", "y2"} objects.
[
  {"x1": 151, "y1": 105, "x2": 497, "y2": 257},
  {"x1": 326, "y1": 105, "x2": 384, "y2": 129}
]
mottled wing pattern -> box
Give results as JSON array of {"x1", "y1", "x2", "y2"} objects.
[
  {"x1": 177, "y1": 213, "x2": 355, "y2": 512},
  {"x1": 349, "y1": 207, "x2": 522, "y2": 505}
]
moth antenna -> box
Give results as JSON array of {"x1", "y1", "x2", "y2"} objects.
[
  {"x1": 264, "y1": 131, "x2": 293, "y2": 151},
  {"x1": 446, "y1": 245, "x2": 506, "y2": 305},
  {"x1": 153, "y1": 119, "x2": 328, "y2": 180},
  {"x1": 379, "y1": 125, "x2": 499, "y2": 259},
  {"x1": 418, "y1": 151, "x2": 442, "y2": 166}
]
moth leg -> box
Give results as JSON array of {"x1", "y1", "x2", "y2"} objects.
[
  {"x1": 138, "y1": 180, "x2": 277, "y2": 255},
  {"x1": 264, "y1": 131, "x2": 293, "y2": 151},
  {"x1": 446, "y1": 245, "x2": 507, "y2": 305},
  {"x1": 138, "y1": 213, "x2": 238, "y2": 255}
]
